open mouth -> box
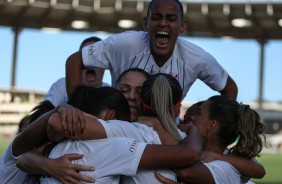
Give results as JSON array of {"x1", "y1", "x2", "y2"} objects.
[
  {"x1": 86, "y1": 69, "x2": 96, "y2": 75},
  {"x1": 156, "y1": 31, "x2": 169, "y2": 47},
  {"x1": 86, "y1": 70, "x2": 96, "y2": 81},
  {"x1": 130, "y1": 106, "x2": 137, "y2": 110}
]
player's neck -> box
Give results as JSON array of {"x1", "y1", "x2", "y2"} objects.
[{"x1": 154, "y1": 56, "x2": 169, "y2": 67}]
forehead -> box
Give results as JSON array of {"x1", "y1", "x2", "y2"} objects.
[
  {"x1": 149, "y1": 0, "x2": 180, "y2": 15},
  {"x1": 184, "y1": 104, "x2": 199, "y2": 120},
  {"x1": 200, "y1": 100, "x2": 211, "y2": 113},
  {"x1": 117, "y1": 71, "x2": 147, "y2": 87}
]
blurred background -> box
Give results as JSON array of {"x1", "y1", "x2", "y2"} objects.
[{"x1": 1, "y1": 0, "x2": 282, "y2": 183}]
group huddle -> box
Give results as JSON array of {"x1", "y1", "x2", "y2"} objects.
[{"x1": 0, "y1": 0, "x2": 266, "y2": 183}]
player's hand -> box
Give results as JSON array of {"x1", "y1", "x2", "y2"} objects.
[
  {"x1": 57, "y1": 104, "x2": 86, "y2": 136},
  {"x1": 45, "y1": 153, "x2": 95, "y2": 184}
]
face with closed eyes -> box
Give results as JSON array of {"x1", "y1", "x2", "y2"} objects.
[
  {"x1": 116, "y1": 71, "x2": 147, "y2": 121},
  {"x1": 143, "y1": 0, "x2": 186, "y2": 66},
  {"x1": 190, "y1": 100, "x2": 218, "y2": 146}
]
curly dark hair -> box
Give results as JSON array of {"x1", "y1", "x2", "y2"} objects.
[{"x1": 207, "y1": 95, "x2": 266, "y2": 159}]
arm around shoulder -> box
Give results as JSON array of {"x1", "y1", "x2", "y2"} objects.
[
  {"x1": 138, "y1": 124, "x2": 202, "y2": 169},
  {"x1": 208, "y1": 153, "x2": 265, "y2": 178},
  {"x1": 48, "y1": 112, "x2": 107, "y2": 141},
  {"x1": 12, "y1": 109, "x2": 57, "y2": 157}
]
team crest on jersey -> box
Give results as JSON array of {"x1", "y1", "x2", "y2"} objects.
[{"x1": 88, "y1": 45, "x2": 94, "y2": 55}]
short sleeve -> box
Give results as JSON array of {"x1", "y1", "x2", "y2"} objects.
[
  {"x1": 198, "y1": 52, "x2": 228, "y2": 91},
  {"x1": 204, "y1": 160, "x2": 241, "y2": 184},
  {"x1": 44, "y1": 77, "x2": 68, "y2": 107}
]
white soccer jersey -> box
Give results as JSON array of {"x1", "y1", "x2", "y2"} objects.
[
  {"x1": 44, "y1": 77, "x2": 68, "y2": 107},
  {"x1": 99, "y1": 119, "x2": 187, "y2": 184},
  {"x1": 44, "y1": 77, "x2": 109, "y2": 107},
  {"x1": 40, "y1": 137, "x2": 146, "y2": 184},
  {"x1": 0, "y1": 143, "x2": 32, "y2": 184},
  {"x1": 204, "y1": 160, "x2": 242, "y2": 184},
  {"x1": 82, "y1": 31, "x2": 228, "y2": 97}
]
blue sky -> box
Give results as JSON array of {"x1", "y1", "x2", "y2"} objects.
[{"x1": 0, "y1": 26, "x2": 281, "y2": 104}]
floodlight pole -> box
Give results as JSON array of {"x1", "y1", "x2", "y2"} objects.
[
  {"x1": 258, "y1": 38, "x2": 267, "y2": 118},
  {"x1": 10, "y1": 26, "x2": 21, "y2": 102}
]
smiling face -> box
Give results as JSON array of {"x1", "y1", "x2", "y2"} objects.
[
  {"x1": 143, "y1": 0, "x2": 186, "y2": 66},
  {"x1": 116, "y1": 71, "x2": 147, "y2": 121}
]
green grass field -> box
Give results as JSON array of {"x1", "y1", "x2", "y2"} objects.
[
  {"x1": 0, "y1": 139, "x2": 11, "y2": 156},
  {"x1": 252, "y1": 153, "x2": 282, "y2": 184},
  {"x1": 1, "y1": 140, "x2": 281, "y2": 184}
]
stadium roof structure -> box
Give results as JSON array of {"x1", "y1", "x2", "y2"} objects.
[
  {"x1": 1, "y1": 0, "x2": 282, "y2": 111},
  {"x1": 1, "y1": 0, "x2": 282, "y2": 39}
]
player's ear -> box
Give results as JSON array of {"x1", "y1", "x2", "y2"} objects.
[
  {"x1": 143, "y1": 17, "x2": 148, "y2": 31},
  {"x1": 180, "y1": 19, "x2": 187, "y2": 34},
  {"x1": 106, "y1": 110, "x2": 116, "y2": 120},
  {"x1": 207, "y1": 120, "x2": 218, "y2": 135}
]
